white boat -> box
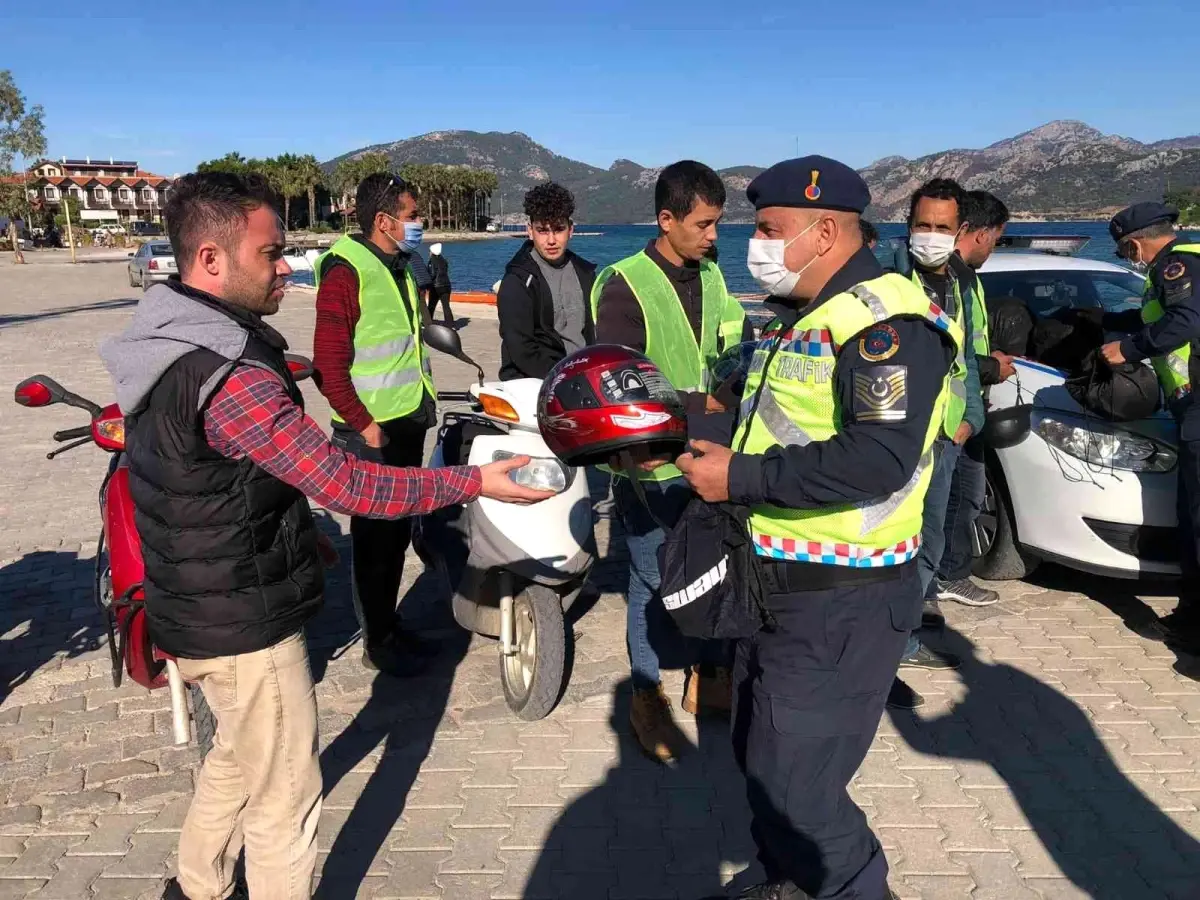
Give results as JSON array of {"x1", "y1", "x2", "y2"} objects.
[{"x1": 282, "y1": 248, "x2": 322, "y2": 272}]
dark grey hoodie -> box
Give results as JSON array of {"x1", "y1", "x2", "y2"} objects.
[{"x1": 100, "y1": 282, "x2": 272, "y2": 415}]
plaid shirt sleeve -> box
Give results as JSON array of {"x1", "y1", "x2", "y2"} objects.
[{"x1": 203, "y1": 365, "x2": 482, "y2": 517}]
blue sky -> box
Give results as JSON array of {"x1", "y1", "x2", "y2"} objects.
[{"x1": 4, "y1": 0, "x2": 1197, "y2": 176}]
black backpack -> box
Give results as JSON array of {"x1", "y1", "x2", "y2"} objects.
[{"x1": 1064, "y1": 350, "x2": 1160, "y2": 422}]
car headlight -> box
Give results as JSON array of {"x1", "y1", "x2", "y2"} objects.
[
  {"x1": 491, "y1": 450, "x2": 569, "y2": 492},
  {"x1": 1034, "y1": 414, "x2": 1176, "y2": 473}
]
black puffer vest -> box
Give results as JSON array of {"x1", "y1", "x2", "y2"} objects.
[{"x1": 126, "y1": 299, "x2": 323, "y2": 659}]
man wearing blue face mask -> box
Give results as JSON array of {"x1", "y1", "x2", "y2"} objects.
[{"x1": 312, "y1": 172, "x2": 438, "y2": 677}]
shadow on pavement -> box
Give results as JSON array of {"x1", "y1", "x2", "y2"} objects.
[
  {"x1": 0, "y1": 296, "x2": 139, "y2": 328},
  {"x1": 1031, "y1": 566, "x2": 1200, "y2": 682},
  {"x1": 307, "y1": 506, "x2": 477, "y2": 897},
  {"x1": 0, "y1": 548, "x2": 106, "y2": 705},
  {"x1": 524, "y1": 678, "x2": 756, "y2": 899},
  {"x1": 315, "y1": 628, "x2": 471, "y2": 898},
  {"x1": 887, "y1": 625, "x2": 1200, "y2": 899}
]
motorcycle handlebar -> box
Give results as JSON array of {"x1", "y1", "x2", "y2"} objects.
[
  {"x1": 436, "y1": 391, "x2": 472, "y2": 402},
  {"x1": 53, "y1": 426, "x2": 92, "y2": 442}
]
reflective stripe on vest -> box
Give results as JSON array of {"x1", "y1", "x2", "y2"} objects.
[
  {"x1": 1143, "y1": 244, "x2": 1200, "y2": 400},
  {"x1": 591, "y1": 250, "x2": 746, "y2": 482},
  {"x1": 313, "y1": 236, "x2": 434, "y2": 423},
  {"x1": 733, "y1": 273, "x2": 963, "y2": 566},
  {"x1": 971, "y1": 275, "x2": 990, "y2": 357},
  {"x1": 910, "y1": 269, "x2": 969, "y2": 437}
]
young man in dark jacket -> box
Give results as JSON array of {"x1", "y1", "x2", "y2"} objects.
[
  {"x1": 99, "y1": 172, "x2": 549, "y2": 900},
  {"x1": 496, "y1": 182, "x2": 596, "y2": 380}
]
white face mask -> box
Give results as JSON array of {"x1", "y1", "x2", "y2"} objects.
[
  {"x1": 909, "y1": 231, "x2": 958, "y2": 268},
  {"x1": 747, "y1": 218, "x2": 821, "y2": 297}
]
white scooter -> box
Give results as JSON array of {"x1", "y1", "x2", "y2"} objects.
[{"x1": 414, "y1": 325, "x2": 596, "y2": 720}]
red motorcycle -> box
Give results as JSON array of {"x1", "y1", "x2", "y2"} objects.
[{"x1": 14, "y1": 355, "x2": 316, "y2": 756}]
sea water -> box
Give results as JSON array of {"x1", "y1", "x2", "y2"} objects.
[{"x1": 290, "y1": 222, "x2": 1200, "y2": 295}]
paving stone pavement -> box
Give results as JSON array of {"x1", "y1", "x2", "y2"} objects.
[{"x1": 1, "y1": 260, "x2": 1199, "y2": 899}]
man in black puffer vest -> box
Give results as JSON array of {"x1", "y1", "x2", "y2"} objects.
[{"x1": 100, "y1": 172, "x2": 552, "y2": 900}]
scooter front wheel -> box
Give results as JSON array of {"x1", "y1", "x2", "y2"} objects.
[{"x1": 500, "y1": 584, "x2": 566, "y2": 721}]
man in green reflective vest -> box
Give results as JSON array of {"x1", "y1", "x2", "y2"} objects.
[
  {"x1": 676, "y1": 155, "x2": 957, "y2": 900},
  {"x1": 1101, "y1": 202, "x2": 1200, "y2": 650},
  {"x1": 592, "y1": 160, "x2": 752, "y2": 763},
  {"x1": 887, "y1": 179, "x2": 984, "y2": 697},
  {"x1": 312, "y1": 172, "x2": 437, "y2": 678},
  {"x1": 933, "y1": 191, "x2": 1016, "y2": 615}
]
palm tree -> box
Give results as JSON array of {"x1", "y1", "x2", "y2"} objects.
[{"x1": 295, "y1": 154, "x2": 324, "y2": 228}]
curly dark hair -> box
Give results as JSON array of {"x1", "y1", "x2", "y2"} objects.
[
  {"x1": 523, "y1": 182, "x2": 575, "y2": 226},
  {"x1": 165, "y1": 171, "x2": 278, "y2": 277}
]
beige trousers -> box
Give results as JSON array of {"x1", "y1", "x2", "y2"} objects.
[{"x1": 175, "y1": 631, "x2": 322, "y2": 900}]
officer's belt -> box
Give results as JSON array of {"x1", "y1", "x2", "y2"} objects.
[{"x1": 759, "y1": 557, "x2": 914, "y2": 593}]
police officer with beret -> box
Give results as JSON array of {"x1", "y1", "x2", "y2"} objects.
[
  {"x1": 677, "y1": 156, "x2": 960, "y2": 900},
  {"x1": 1101, "y1": 202, "x2": 1200, "y2": 648}
]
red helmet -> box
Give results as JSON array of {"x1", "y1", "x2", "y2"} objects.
[{"x1": 538, "y1": 345, "x2": 687, "y2": 467}]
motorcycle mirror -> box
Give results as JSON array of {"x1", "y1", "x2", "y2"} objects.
[
  {"x1": 284, "y1": 353, "x2": 314, "y2": 382},
  {"x1": 13, "y1": 375, "x2": 102, "y2": 415},
  {"x1": 14, "y1": 375, "x2": 68, "y2": 408},
  {"x1": 425, "y1": 323, "x2": 484, "y2": 382}
]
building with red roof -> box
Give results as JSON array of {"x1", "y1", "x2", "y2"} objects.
[{"x1": 3, "y1": 157, "x2": 174, "y2": 225}]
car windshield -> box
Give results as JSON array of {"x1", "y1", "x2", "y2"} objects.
[
  {"x1": 150, "y1": 244, "x2": 173, "y2": 256},
  {"x1": 978, "y1": 268, "x2": 1145, "y2": 318}
]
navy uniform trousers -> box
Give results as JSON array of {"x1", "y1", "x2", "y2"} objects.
[{"x1": 732, "y1": 561, "x2": 921, "y2": 899}]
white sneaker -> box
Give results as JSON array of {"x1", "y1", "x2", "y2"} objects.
[{"x1": 937, "y1": 577, "x2": 1000, "y2": 607}]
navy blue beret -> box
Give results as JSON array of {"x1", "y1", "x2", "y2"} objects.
[
  {"x1": 1109, "y1": 201, "x2": 1178, "y2": 242},
  {"x1": 746, "y1": 155, "x2": 871, "y2": 214}
]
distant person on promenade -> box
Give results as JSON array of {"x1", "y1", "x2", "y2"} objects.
[
  {"x1": 428, "y1": 242, "x2": 454, "y2": 325},
  {"x1": 592, "y1": 160, "x2": 751, "y2": 763},
  {"x1": 406, "y1": 243, "x2": 435, "y2": 319},
  {"x1": 311, "y1": 172, "x2": 441, "y2": 678},
  {"x1": 496, "y1": 182, "x2": 596, "y2": 380}
]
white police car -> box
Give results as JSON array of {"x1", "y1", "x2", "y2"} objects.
[{"x1": 971, "y1": 237, "x2": 1179, "y2": 581}]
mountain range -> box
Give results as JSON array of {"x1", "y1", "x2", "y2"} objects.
[{"x1": 324, "y1": 121, "x2": 1200, "y2": 223}]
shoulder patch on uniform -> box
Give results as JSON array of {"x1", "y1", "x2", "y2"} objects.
[
  {"x1": 1164, "y1": 277, "x2": 1194, "y2": 306},
  {"x1": 1164, "y1": 261, "x2": 1186, "y2": 281},
  {"x1": 859, "y1": 324, "x2": 900, "y2": 362},
  {"x1": 853, "y1": 365, "x2": 908, "y2": 423}
]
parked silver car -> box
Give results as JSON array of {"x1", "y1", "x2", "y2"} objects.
[{"x1": 128, "y1": 241, "x2": 176, "y2": 288}]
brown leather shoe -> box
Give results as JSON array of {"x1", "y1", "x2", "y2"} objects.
[
  {"x1": 681, "y1": 664, "x2": 733, "y2": 717},
  {"x1": 630, "y1": 683, "x2": 685, "y2": 764}
]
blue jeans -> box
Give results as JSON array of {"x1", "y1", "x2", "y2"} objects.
[
  {"x1": 917, "y1": 438, "x2": 963, "y2": 600},
  {"x1": 905, "y1": 438, "x2": 963, "y2": 658},
  {"x1": 612, "y1": 475, "x2": 726, "y2": 689},
  {"x1": 939, "y1": 438, "x2": 987, "y2": 582}
]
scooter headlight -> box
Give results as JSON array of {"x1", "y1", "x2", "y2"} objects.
[
  {"x1": 1034, "y1": 414, "x2": 1176, "y2": 473},
  {"x1": 491, "y1": 451, "x2": 570, "y2": 492}
]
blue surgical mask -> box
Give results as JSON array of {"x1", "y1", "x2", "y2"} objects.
[
  {"x1": 386, "y1": 216, "x2": 423, "y2": 252},
  {"x1": 398, "y1": 221, "x2": 424, "y2": 252}
]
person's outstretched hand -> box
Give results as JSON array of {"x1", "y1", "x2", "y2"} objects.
[{"x1": 478, "y1": 455, "x2": 557, "y2": 504}]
